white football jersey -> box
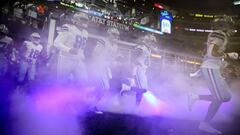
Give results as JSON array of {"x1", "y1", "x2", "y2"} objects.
[
  {"x1": 54, "y1": 24, "x2": 88, "y2": 60},
  {"x1": 134, "y1": 44, "x2": 151, "y2": 67},
  {"x1": 23, "y1": 41, "x2": 43, "y2": 64},
  {"x1": 92, "y1": 39, "x2": 118, "y2": 65},
  {"x1": 201, "y1": 43, "x2": 225, "y2": 69},
  {"x1": 201, "y1": 31, "x2": 228, "y2": 69}
]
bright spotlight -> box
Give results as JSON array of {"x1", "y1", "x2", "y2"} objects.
[{"x1": 233, "y1": 0, "x2": 240, "y2": 5}]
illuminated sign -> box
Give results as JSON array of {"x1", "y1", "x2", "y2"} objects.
[
  {"x1": 90, "y1": 16, "x2": 130, "y2": 31},
  {"x1": 203, "y1": 14, "x2": 214, "y2": 18},
  {"x1": 60, "y1": 2, "x2": 129, "y2": 31},
  {"x1": 194, "y1": 13, "x2": 214, "y2": 18},
  {"x1": 180, "y1": 59, "x2": 201, "y2": 65},
  {"x1": 196, "y1": 29, "x2": 204, "y2": 32},
  {"x1": 60, "y1": 2, "x2": 75, "y2": 8},
  {"x1": 75, "y1": 2, "x2": 84, "y2": 7},
  {"x1": 161, "y1": 19, "x2": 171, "y2": 33},
  {"x1": 60, "y1": 2, "x2": 103, "y2": 17},
  {"x1": 184, "y1": 28, "x2": 226, "y2": 33},
  {"x1": 77, "y1": 8, "x2": 103, "y2": 17},
  {"x1": 151, "y1": 54, "x2": 162, "y2": 58},
  {"x1": 160, "y1": 10, "x2": 172, "y2": 34},
  {"x1": 60, "y1": 1, "x2": 83, "y2": 8},
  {"x1": 133, "y1": 23, "x2": 164, "y2": 35},
  {"x1": 195, "y1": 14, "x2": 203, "y2": 17},
  {"x1": 160, "y1": 10, "x2": 171, "y2": 18}
]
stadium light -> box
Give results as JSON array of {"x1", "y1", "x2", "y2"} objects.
[
  {"x1": 233, "y1": 0, "x2": 240, "y2": 5},
  {"x1": 154, "y1": 3, "x2": 165, "y2": 9}
]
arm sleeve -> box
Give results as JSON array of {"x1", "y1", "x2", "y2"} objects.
[{"x1": 54, "y1": 32, "x2": 71, "y2": 52}]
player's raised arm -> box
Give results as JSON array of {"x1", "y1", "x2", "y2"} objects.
[{"x1": 54, "y1": 25, "x2": 71, "y2": 53}]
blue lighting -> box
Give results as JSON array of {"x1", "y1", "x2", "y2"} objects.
[{"x1": 133, "y1": 23, "x2": 164, "y2": 35}]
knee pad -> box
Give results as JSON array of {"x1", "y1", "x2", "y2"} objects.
[{"x1": 214, "y1": 94, "x2": 232, "y2": 103}]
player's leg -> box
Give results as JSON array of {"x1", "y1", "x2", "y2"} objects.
[
  {"x1": 16, "y1": 60, "x2": 29, "y2": 92},
  {"x1": 56, "y1": 55, "x2": 73, "y2": 84},
  {"x1": 91, "y1": 67, "x2": 111, "y2": 114},
  {"x1": 198, "y1": 68, "x2": 230, "y2": 134},
  {"x1": 213, "y1": 69, "x2": 232, "y2": 102},
  {"x1": 101, "y1": 69, "x2": 111, "y2": 91},
  {"x1": 93, "y1": 68, "x2": 110, "y2": 100},
  {"x1": 135, "y1": 66, "x2": 148, "y2": 89},
  {"x1": 25, "y1": 64, "x2": 37, "y2": 92},
  {"x1": 199, "y1": 99, "x2": 222, "y2": 134},
  {"x1": 188, "y1": 68, "x2": 222, "y2": 111},
  {"x1": 188, "y1": 93, "x2": 214, "y2": 111},
  {"x1": 17, "y1": 61, "x2": 28, "y2": 84},
  {"x1": 120, "y1": 65, "x2": 137, "y2": 95},
  {"x1": 134, "y1": 66, "x2": 148, "y2": 105},
  {"x1": 74, "y1": 60, "x2": 88, "y2": 87},
  {"x1": 28, "y1": 64, "x2": 36, "y2": 81},
  {"x1": 204, "y1": 68, "x2": 231, "y2": 120},
  {"x1": 202, "y1": 68, "x2": 231, "y2": 119}
]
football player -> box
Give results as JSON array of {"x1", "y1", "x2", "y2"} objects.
[
  {"x1": 90, "y1": 27, "x2": 120, "y2": 90},
  {"x1": 0, "y1": 24, "x2": 13, "y2": 78},
  {"x1": 87, "y1": 27, "x2": 120, "y2": 113},
  {"x1": 54, "y1": 12, "x2": 89, "y2": 85},
  {"x1": 188, "y1": 30, "x2": 239, "y2": 134},
  {"x1": 121, "y1": 34, "x2": 158, "y2": 105},
  {"x1": 17, "y1": 32, "x2": 43, "y2": 88}
]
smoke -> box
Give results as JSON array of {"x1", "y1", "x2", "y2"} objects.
[
  {"x1": 9, "y1": 86, "x2": 88, "y2": 135},
  {"x1": 7, "y1": 20, "x2": 240, "y2": 135},
  {"x1": 90, "y1": 59, "x2": 240, "y2": 124},
  {"x1": 145, "y1": 62, "x2": 240, "y2": 123},
  {"x1": 80, "y1": 30, "x2": 240, "y2": 125}
]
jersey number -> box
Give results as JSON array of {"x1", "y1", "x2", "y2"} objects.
[
  {"x1": 75, "y1": 35, "x2": 87, "y2": 48},
  {"x1": 29, "y1": 49, "x2": 40, "y2": 59}
]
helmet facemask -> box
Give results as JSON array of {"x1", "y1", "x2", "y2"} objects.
[
  {"x1": 31, "y1": 32, "x2": 41, "y2": 44},
  {"x1": 207, "y1": 31, "x2": 228, "y2": 53},
  {"x1": 142, "y1": 34, "x2": 157, "y2": 50},
  {"x1": 32, "y1": 36, "x2": 41, "y2": 44},
  {"x1": 72, "y1": 13, "x2": 89, "y2": 28}
]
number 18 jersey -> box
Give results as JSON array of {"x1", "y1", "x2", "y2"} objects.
[{"x1": 23, "y1": 41, "x2": 43, "y2": 64}]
